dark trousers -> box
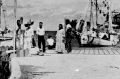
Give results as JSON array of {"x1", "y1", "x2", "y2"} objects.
[
  {"x1": 38, "y1": 35, "x2": 46, "y2": 52},
  {"x1": 32, "y1": 38, "x2": 36, "y2": 47},
  {"x1": 47, "y1": 43, "x2": 55, "y2": 49},
  {"x1": 66, "y1": 39, "x2": 72, "y2": 53},
  {"x1": 76, "y1": 35, "x2": 81, "y2": 47},
  {"x1": 32, "y1": 35, "x2": 38, "y2": 47},
  {"x1": 48, "y1": 45, "x2": 54, "y2": 49}
]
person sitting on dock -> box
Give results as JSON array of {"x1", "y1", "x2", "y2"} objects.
[{"x1": 46, "y1": 35, "x2": 55, "y2": 49}]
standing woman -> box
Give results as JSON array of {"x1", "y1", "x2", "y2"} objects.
[
  {"x1": 24, "y1": 21, "x2": 33, "y2": 56},
  {"x1": 16, "y1": 19, "x2": 21, "y2": 49},
  {"x1": 16, "y1": 19, "x2": 24, "y2": 56},
  {"x1": 56, "y1": 24, "x2": 66, "y2": 54}
]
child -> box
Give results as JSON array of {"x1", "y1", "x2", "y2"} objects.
[
  {"x1": 46, "y1": 36, "x2": 55, "y2": 49},
  {"x1": 32, "y1": 31, "x2": 38, "y2": 47}
]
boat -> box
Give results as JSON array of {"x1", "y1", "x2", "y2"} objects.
[
  {"x1": 0, "y1": 0, "x2": 14, "y2": 46},
  {"x1": 77, "y1": 0, "x2": 119, "y2": 46}
]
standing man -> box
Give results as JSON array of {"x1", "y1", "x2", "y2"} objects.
[
  {"x1": 65, "y1": 19, "x2": 73, "y2": 53},
  {"x1": 37, "y1": 22, "x2": 46, "y2": 55}
]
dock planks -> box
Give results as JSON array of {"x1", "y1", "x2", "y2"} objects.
[
  {"x1": 45, "y1": 47, "x2": 120, "y2": 55},
  {"x1": 70, "y1": 47, "x2": 120, "y2": 55}
]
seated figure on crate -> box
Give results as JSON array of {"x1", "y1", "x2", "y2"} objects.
[{"x1": 46, "y1": 35, "x2": 55, "y2": 49}]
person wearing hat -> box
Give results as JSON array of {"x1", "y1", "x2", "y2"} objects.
[{"x1": 24, "y1": 20, "x2": 34, "y2": 56}]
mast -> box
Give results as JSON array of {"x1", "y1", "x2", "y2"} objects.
[
  {"x1": 90, "y1": 0, "x2": 93, "y2": 30},
  {"x1": 95, "y1": 0, "x2": 98, "y2": 28},
  {"x1": 108, "y1": 0, "x2": 113, "y2": 33},
  {"x1": 13, "y1": 0, "x2": 17, "y2": 52},
  {"x1": 3, "y1": 9, "x2": 6, "y2": 28},
  {"x1": 90, "y1": 0, "x2": 92, "y2": 27},
  {"x1": 0, "y1": 0, "x2": 2, "y2": 28}
]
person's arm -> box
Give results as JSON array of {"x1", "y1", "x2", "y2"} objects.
[
  {"x1": 36, "y1": 28, "x2": 38, "y2": 35},
  {"x1": 56, "y1": 31, "x2": 58, "y2": 42},
  {"x1": 43, "y1": 28, "x2": 45, "y2": 35},
  {"x1": 46, "y1": 39, "x2": 48, "y2": 44},
  {"x1": 62, "y1": 29, "x2": 65, "y2": 37}
]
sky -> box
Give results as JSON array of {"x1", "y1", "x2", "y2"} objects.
[{"x1": 1, "y1": 0, "x2": 120, "y2": 31}]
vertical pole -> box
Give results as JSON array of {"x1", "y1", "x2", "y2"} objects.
[
  {"x1": 95, "y1": 0, "x2": 99, "y2": 37},
  {"x1": 108, "y1": 0, "x2": 113, "y2": 33},
  {"x1": 90, "y1": 0, "x2": 94, "y2": 30},
  {"x1": 3, "y1": 10, "x2": 6, "y2": 28},
  {"x1": 13, "y1": 0, "x2": 17, "y2": 53},
  {"x1": 0, "y1": 0, "x2": 2, "y2": 28},
  {"x1": 96, "y1": 0, "x2": 98, "y2": 27},
  {"x1": 90, "y1": 0, "x2": 92, "y2": 26},
  {"x1": 64, "y1": 18, "x2": 66, "y2": 49}
]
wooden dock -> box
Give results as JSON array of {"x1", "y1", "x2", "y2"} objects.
[{"x1": 46, "y1": 47, "x2": 120, "y2": 55}]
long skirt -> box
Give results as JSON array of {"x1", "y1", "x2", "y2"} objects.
[{"x1": 56, "y1": 41, "x2": 66, "y2": 53}]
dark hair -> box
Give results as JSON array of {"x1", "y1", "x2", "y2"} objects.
[
  {"x1": 59, "y1": 24, "x2": 63, "y2": 30},
  {"x1": 20, "y1": 17, "x2": 23, "y2": 24},
  {"x1": 39, "y1": 22, "x2": 43, "y2": 24},
  {"x1": 48, "y1": 35, "x2": 52, "y2": 38},
  {"x1": 17, "y1": 20, "x2": 21, "y2": 27},
  {"x1": 34, "y1": 30, "x2": 36, "y2": 33},
  {"x1": 24, "y1": 23, "x2": 30, "y2": 27},
  {"x1": 92, "y1": 28, "x2": 96, "y2": 31},
  {"x1": 20, "y1": 17, "x2": 23, "y2": 20},
  {"x1": 65, "y1": 19, "x2": 70, "y2": 25}
]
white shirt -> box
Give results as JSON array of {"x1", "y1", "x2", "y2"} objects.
[
  {"x1": 25, "y1": 28, "x2": 33, "y2": 37},
  {"x1": 21, "y1": 24, "x2": 26, "y2": 30},
  {"x1": 37, "y1": 28, "x2": 45, "y2": 36},
  {"x1": 47, "y1": 38, "x2": 54, "y2": 46},
  {"x1": 99, "y1": 32, "x2": 108, "y2": 38}
]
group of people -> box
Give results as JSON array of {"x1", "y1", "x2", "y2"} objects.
[
  {"x1": 56, "y1": 19, "x2": 77, "y2": 54},
  {"x1": 16, "y1": 17, "x2": 77, "y2": 56},
  {"x1": 16, "y1": 17, "x2": 48, "y2": 56}
]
